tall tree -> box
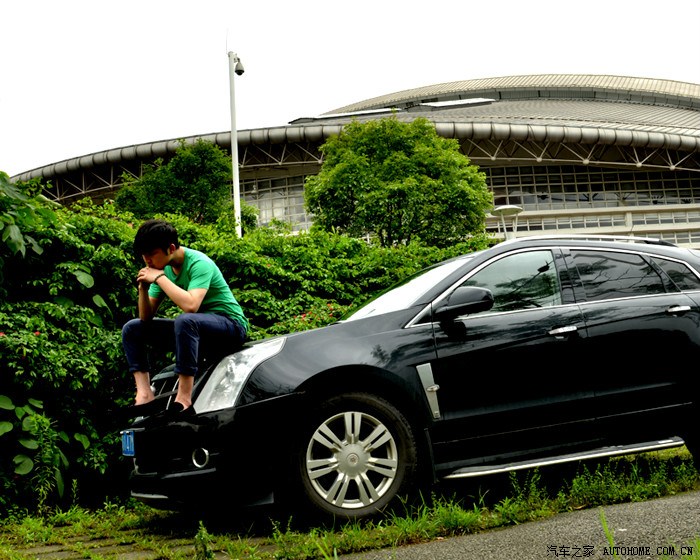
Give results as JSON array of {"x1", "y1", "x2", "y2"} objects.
[
  {"x1": 115, "y1": 139, "x2": 233, "y2": 224},
  {"x1": 304, "y1": 117, "x2": 492, "y2": 247}
]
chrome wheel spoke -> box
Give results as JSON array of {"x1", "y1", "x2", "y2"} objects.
[
  {"x1": 313, "y1": 422, "x2": 344, "y2": 451},
  {"x1": 367, "y1": 456, "x2": 397, "y2": 478},
  {"x1": 362, "y1": 424, "x2": 392, "y2": 452},
  {"x1": 327, "y1": 473, "x2": 350, "y2": 504},
  {"x1": 344, "y1": 411, "x2": 362, "y2": 443},
  {"x1": 356, "y1": 473, "x2": 379, "y2": 504},
  {"x1": 307, "y1": 456, "x2": 338, "y2": 479}
]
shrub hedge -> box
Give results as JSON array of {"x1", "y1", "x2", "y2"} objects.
[{"x1": 0, "y1": 193, "x2": 490, "y2": 515}]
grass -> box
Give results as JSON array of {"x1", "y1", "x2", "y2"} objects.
[{"x1": 0, "y1": 448, "x2": 698, "y2": 559}]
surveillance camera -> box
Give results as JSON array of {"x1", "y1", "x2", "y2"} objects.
[{"x1": 235, "y1": 62, "x2": 245, "y2": 76}]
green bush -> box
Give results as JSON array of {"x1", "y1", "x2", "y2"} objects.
[{"x1": 0, "y1": 183, "x2": 491, "y2": 515}]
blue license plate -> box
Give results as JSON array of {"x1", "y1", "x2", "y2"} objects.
[{"x1": 121, "y1": 430, "x2": 135, "y2": 457}]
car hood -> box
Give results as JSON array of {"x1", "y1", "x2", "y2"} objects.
[{"x1": 234, "y1": 304, "x2": 434, "y2": 405}]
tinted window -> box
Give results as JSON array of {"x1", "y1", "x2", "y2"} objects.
[
  {"x1": 462, "y1": 250, "x2": 562, "y2": 312},
  {"x1": 651, "y1": 257, "x2": 700, "y2": 291},
  {"x1": 571, "y1": 250, "x2": 674, "y2": 301},
  {"x1": 345, "y1": 256, "x2": 472, "y2": 321}
]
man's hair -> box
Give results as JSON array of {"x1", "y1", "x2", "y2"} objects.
[{"x1": 133, "y1": 219, "x2": 180, "y2": 255}]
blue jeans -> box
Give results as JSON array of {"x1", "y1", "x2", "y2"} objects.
[{"x1": 122, "y1": 314, "x2": 247, "y2": 377}]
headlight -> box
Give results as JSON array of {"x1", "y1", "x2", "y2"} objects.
[{"x1": 194, "y1": 337, "x2": 286, "y2": 414}]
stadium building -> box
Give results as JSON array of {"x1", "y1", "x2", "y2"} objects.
[{"x1": 12, "y1": 74, "x2": 700, "y2": 245}]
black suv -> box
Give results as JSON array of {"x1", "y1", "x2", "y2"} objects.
[{"x1": 121, "y1": 235, "x2": 700, "y2": 520}]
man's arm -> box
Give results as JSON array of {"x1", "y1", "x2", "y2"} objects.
[
  {"x1": 137, "y1": 281, "x2": 161, "y2": 320},
  {"x1": 137, "y1": 266, "x2": 208, "y2": 314},
  {"x1": 153, "y1": 275, "x2": 207, "y2": 313}
]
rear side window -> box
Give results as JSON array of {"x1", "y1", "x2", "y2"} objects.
[
  {"x1": 462, "y1": 250, "x2": 562, "y2": 312},
  {"x1": 651, "y1": 257, "x2": 700, "y2": 291},
  {"x1": 571, "y1": 250, "x2": 674, "y2": 301}
]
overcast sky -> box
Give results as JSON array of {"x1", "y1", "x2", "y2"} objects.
[{"x1": 2, "y1": 0, "x2": 699, "y2": 178}]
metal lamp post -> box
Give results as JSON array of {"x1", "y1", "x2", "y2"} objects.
[
  {"x1": 228, "y1": 51, "x2": 244, "y2": 237},
  {"x1": 491, "y1": 205, "x2": 523, "y2": 240}
]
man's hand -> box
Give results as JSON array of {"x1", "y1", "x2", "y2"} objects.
[
  {"x1": 136, "y1": 265, "x2": 206, "y2": 314},
  {"x1": 136, "y1": 267, "x2": 164, "y2": 321},
  {"x1": 136, "y1": 267, "x2": 163, "y2": 285}
]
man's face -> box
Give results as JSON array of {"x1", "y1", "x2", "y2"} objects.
[{"x1": 141, "y1": 246, "x2": 172, "y2": 270}]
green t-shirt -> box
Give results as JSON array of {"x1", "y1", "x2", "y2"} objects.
[{"x1": 148, "y1": 247, "x2": 249, "y2": 331}]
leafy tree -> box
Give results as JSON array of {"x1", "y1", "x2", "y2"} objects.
[
  {"x1": 115, "y1": 139, "x2": 251, "y2": 226},
  {"x1": 305, "y1": 117, "x2": 493, "y2": 247},
  {"x1": 0, "y1": 172, "x2": 59, "y2": 287}
]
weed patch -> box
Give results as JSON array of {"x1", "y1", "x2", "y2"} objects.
[{"x1": 0, "y1": 450, "x2": 698, "y2": 559}]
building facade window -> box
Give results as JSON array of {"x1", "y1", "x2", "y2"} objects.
[
  {"x1": 242, "y1": 175, "x2": 312, "y2": 231},
  {"x1": 489, "y1": 165, "x2": 698, "y2": 210}
]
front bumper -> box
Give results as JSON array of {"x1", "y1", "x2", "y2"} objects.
[{"x1": 122, "y1": 392, "x2": 302, "y2": 510}]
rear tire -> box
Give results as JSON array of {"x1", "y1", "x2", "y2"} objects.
[
  {"x1": 682, "y1": 403, "x2": 700, "y2": 464},
  {"x1": 295, "y1": 392, "x2": 418, "y2": 521},
  {"x1": 683, "y1": 431, "x2": 699, "y2": 464}
]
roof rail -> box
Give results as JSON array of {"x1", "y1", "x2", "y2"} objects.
[{"x1": 502, "y1": 234, "x2": 677, "y2": 247}]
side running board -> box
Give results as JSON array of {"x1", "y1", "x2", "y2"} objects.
[{"x1": 443, "y1": 437, "x2": 686, "y2": 480}]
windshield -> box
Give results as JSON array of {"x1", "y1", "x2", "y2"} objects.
[{"x1": 344, "y1": 256, "x2": 472, "y2": 321}]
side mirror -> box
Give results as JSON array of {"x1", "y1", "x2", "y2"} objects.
[{"x1": 433, "y1": 286, "x2": 494, "y2": 322}]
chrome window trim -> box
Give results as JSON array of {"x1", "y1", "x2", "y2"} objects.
[
  {"x1": 405, "y1": 243, "x2": 700, "y2": 329},
  {"x1": 406, "y1": 246, "x2": 564, "y2": 328}
]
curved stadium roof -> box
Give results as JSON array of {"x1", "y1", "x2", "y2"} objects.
[
  {"x1": 326, "y1": 74, "x2": 700, "y2": 113},
  {"x1": 309, "y1": 74, "x2": 700, "y2": 154},
  {"x1": 11, "y1": 73, "x2": 700, "y2": 246},
  {"x1": 11, "y1": 73, "x2": 700, "y2": 193}
]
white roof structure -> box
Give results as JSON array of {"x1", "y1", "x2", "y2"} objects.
[{"x1": 11, "y1": 74, "x2": 700, "y2": 245}]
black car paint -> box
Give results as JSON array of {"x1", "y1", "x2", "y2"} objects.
[{"x1": 124, "y1": 237, "x2": 700, "y2": 514}]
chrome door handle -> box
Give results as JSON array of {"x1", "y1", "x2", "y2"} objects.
[
  {"x1": 666, "y1": 305, "x2": 691, "y2": 314},
  {"x1": 548, "y1": 325, "x2": 578, "y2": 337}
]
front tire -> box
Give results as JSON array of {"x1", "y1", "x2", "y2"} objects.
[{"x1": 296, "y1": 392, "x2": 419, "y2": 521}]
